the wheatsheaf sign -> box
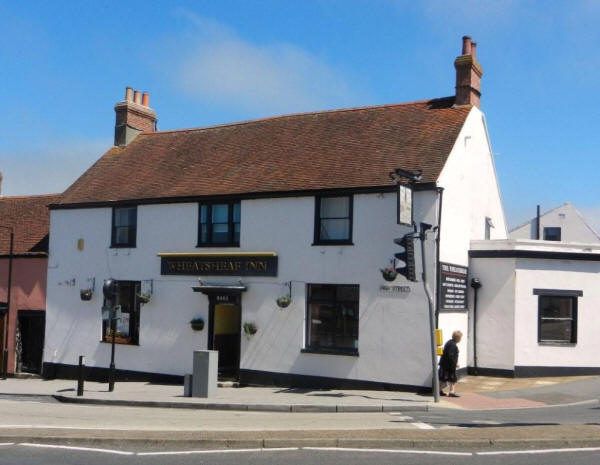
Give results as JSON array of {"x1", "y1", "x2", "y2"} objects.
[{"x1": 159, "y1": 253, "x2": 278, "y2": 277}]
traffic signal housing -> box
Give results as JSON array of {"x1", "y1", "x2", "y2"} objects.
[{"x1": 394, "y1": 233, "x2": 417, "y2": 282}]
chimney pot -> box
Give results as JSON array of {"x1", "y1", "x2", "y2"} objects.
[
  {"x1": 114, "y1": 87, "x2": 157, "y2": 146},
  {"x1": 454, "y1": 35, "x2": 483, "y2": 108},
  {"x1": 462, "y1": 35, "x2": 472, "y2": 55}
]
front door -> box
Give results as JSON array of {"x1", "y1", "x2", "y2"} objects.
[
  {"x1": 17, "y1": 311, "x2": 45, "y2": 374},
  {"x1": 208, "y1": 294, "x2": 241, "y2": 378}
]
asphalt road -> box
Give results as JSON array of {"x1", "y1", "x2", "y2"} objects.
[
  {"x1": 1, "y1": 445, "x2": 600, "y2": 465},
  {"x1": 411, "y1": 401, "x2": 600, "y2": 428}
]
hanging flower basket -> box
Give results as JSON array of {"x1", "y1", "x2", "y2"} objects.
[
  {"x1": 137, "y1": 292, "x2": 151, "y2": 304},
  {"x1": 380, "y1": 267, "x2": 398, "y2": 282},
  {"x1": 276, "y1": 296, "x2": 291, "y2": 308},
  {"x1": 243, "y1": 322, "x2": 258, "y2": 336},
  {"x1": 80, "y1": 289, "x2": 93, "y2": 301},
  {"x1": 190, "y1": 318, "x2": 205, "y2": 331}
]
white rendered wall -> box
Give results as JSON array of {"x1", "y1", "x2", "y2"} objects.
[
  {"x1": 436, "y1": 107, "x2": 508, "y2": 371},
  {"x1": 468, "y1": 256, "x2": 516, "y2": 371},
  {"x1": 509, "y1": 203, "x2": 600, "y2": 243},
  {"x1": 45, "y1": 192, "x2": 444, "y2": 387},
  {"x1": 437, "y1": 107, "x2": 507, "y2": 267},
  {"x1": 514, "y1": 258, "x2": 600, "y2": 368}
]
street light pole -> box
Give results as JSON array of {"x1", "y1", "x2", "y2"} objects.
[{"x1": 0, "y1": 226, "x2": 14, "y2": 380}]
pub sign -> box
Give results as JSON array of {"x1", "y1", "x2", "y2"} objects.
[{"x1": 159, "y1": 253, "x2": 278, "y2": 277}]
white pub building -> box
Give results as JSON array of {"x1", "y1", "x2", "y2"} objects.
[{"x1": 43, "y1": 37, "x2": 507, "y2": 390}]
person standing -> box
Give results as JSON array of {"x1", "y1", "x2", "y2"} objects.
[{"x1": 438, "y1": 330, "x2": 462, "y2": 397}]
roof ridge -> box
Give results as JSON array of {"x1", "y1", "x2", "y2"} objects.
[
  {"x1": 0, "y1": 193, "x2": 61, "y2": 201},
  {"x1": 140, "y1": 96, "x2": 458, "y2": 136}
]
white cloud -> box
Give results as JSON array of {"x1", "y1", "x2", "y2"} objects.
[
  {"x1": 171, "y1": 13, "x2": 360, "y2": 115},
  {"x1": 1, "y1": 139, "x2": 110, "y2": 197}
]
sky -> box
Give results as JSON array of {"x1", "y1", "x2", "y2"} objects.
[{"x1": 1, "y1": 1, "x2": 599, "y2": 231}]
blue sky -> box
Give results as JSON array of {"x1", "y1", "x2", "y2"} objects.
[{"x1": 1, "y1": 1, "x2": 599, "y2": 230}]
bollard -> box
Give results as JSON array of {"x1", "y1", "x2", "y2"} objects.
[{"x1": 77, "y1": 355, "x2": 85, "y2": 396}]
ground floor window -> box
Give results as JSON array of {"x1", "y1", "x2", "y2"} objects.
[
  {"x1": 534, "y1": 288, "x2": 581, "y2": 344},
  {"x1": 306, "y1": 284, "x2": 359, "y2": 353},
  {"x1": 102, "y1": 281, "x2": 140, "y2": 345}
]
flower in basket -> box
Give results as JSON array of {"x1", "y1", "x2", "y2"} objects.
[
  {"x1": 80, "y1": 288, "x2": 93, "y2": 301},
  {"x1": 243, "y1": 322, "x2": 258, "y2": 335},
  {"x1": 190, "y1": 318, "x2": 205, "y2": 331},
  {"x1": 137, "y1": 292, "x2": 151, "y2": 304},
  {"x1": 380, "y1": 265, "x2": 398, "y2": 282},
  {"x1": 276, "y1": 296, "x2": 291, "y2": 308}
]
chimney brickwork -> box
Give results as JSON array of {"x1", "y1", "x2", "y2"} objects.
[
  {"x1": 454, "y1": 36, "x2": 483, "y2": 107},
  {"x1": 114, "y1": 86, "x2": 157, "y2": 146}
]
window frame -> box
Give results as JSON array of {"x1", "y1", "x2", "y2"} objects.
[
  {"x1": 303, "y1": 283, "x2": 359, "y2": 356},
  {"x1": 102, "y1": 280, "x2": 141, "y2": 345},
  {"x1": 313, "y1": 195, "x2": 354, "y2": 246},
  {"x1": 543, "y1": 227, "x2": 562, "y2": 241},
  {"x1": 111, "y1": 206, "x2": 137, "y2": 248},
  {"x1": 534, "y1": 288, "x2": 581, "y2": 345},
  {"x1": 197, "y1": 201, "x2": 241, "y2": 247}
]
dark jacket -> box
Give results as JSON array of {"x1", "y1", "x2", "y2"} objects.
[{"x1": 439, "y1": 339, "x2": 459, "y2": 370}]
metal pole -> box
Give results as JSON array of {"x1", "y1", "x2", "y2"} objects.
[
  {"x1": 108, "y1": 307, "x2": 116, "y2": 392},
  {"x1": 419, "y1": 224, "x2": 440, "y2": 403},
  {"x1": 2, "y1": 229, "x2": 14, "y2": 380},
  {"x1": 77, "y1": 355, "x2": 85, "y2": 396}
]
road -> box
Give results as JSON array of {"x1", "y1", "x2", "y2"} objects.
[{"x1": 1, "y1": 445, "x2": 600, "y2": 465}]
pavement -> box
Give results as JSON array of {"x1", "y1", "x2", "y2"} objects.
[{"x1": 0, "y1": 374, "x2": 599, "y2": 450}]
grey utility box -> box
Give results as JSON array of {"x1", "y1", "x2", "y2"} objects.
[{"x1": 192, "y1": 350, "x2": 218, "y2": 398}]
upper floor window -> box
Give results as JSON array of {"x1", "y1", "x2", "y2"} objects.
[
  {"x1": 543, "y1": 227, "x2": 561, "y2": 241},
  {"x1": 198, "y1": 202, "x2": 240, "y2": 247},
  {"x1": 111, "y1": 206, "x2": 137, "y2": 248},
  {"x1": 314, "y1": 195, "x2": 353, "y2": 245}
]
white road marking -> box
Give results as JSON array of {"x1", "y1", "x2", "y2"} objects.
[
  {"x1": 0, "y1": 443, "x2": 14, "y2": 446},
  {"x1": 477, "y1": 447, "x2": 600, "y2": 455},
  {"x1": 138, "y1": 447, "x2": 299, "y2": 456},
  {"x1": 304, "y1": 447, "x2": 472, "y2": 456},
  {"x1": 19, "y1": 443, "x2": 134, "y2": 455},
  {"x1": 411, "y1": 421, "x2": 435, "y2": 429}
]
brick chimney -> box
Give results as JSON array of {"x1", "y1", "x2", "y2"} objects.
[
  {"x1": 454, "y1": 36, "x2": 483, "y2": 107},
  {"x1": 114, "y1": 87, "x2": 157, "y2": 146}
]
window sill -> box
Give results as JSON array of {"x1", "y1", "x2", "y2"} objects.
[
  {"x1": 538, "y1": 341, "x2": 577, "y2": 347},
  {"x1": 100, "y1": 339, "x2": 139, "y2": 346},
  {"x1": 312, "y1": 241, "x2": 354, "y2": 246},
  {"x1": 301, "y1": 348, "x2": 359, "y2": 357},
  {"x1": 110, "y1": 244, "x2": 136, "y2": 249},
  {"x1": 196, "y1": 244, "x2": 240, "y2": 248}
]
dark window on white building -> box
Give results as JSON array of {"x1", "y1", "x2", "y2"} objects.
[
  {"x1": 111, "y1": 206, "x2": 137, "y2": 247},
  {"x1": 305, "y1": 284, "x2": 359, "y2": 354},
  {"x1": 314, "y1": 195, "x2": 353, "y2": 245},
  {"x1": 102, "y1": 280, "x2": 141, "y2": 345},
  {"x1": 543, "y1": 227, "x2": 561, "y2": 241},
  {"x1": 534, "y1": 289, "x2": 581, "y2": 344},
  {"x1": 198, "y1": 202, "x2": 240, "y2": 247}
]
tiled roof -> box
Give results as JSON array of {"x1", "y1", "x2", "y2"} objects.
[
  {"x1": 0, "y1": 194, "x2": 60, "y2": 255},
  {"x1": 57, "y1": 97, "x2": 471, "y2": 206}
]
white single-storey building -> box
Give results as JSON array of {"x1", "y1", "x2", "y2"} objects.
[
  {"x1": 43, "y1": 36, "x2": 507, "y2": 390},
  {"x1": 469, "y1": 239, "x2": 600, "y2": 376}
]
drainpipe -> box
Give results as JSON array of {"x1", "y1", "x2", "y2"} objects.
[
  {"x1": 536, "y1": 205, "x2": 541, "y2": 240},
  {"x1": 434, "y1": 187, "x2": 444, "y2": 327},
  {"x1": 470, "y1": 278, "x2": 482, "y2": 375}
]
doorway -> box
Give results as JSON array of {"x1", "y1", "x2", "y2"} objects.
[
  {"x1": 17, "y1": 311, "x2": 45, "y2": 374},
  {"x1": 208, "y1": 294, "x2": 241, "y2": 379}
]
